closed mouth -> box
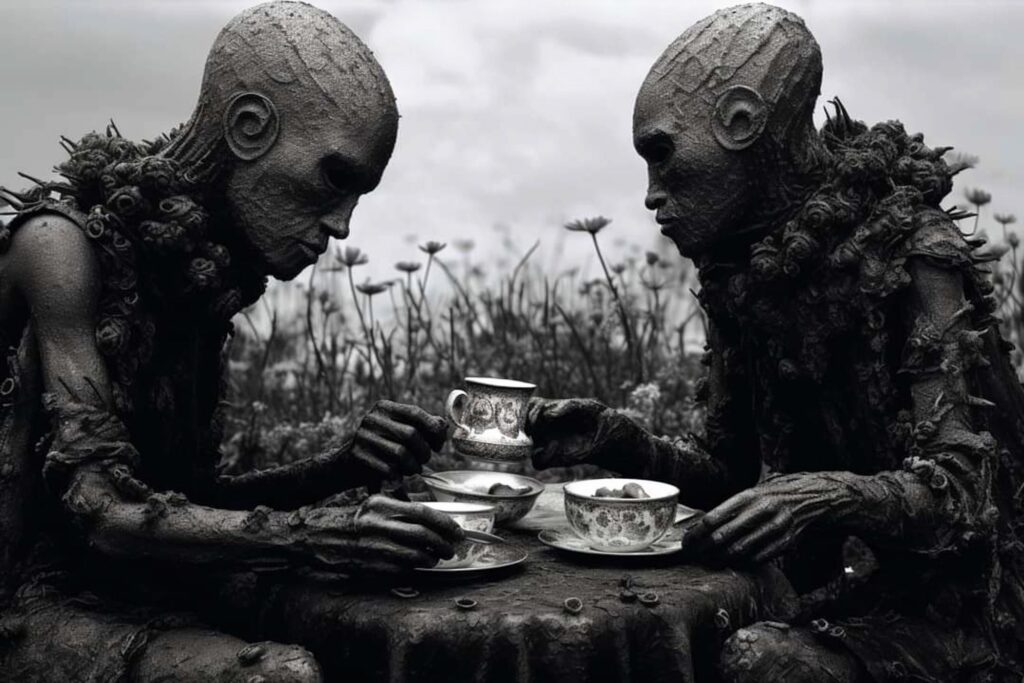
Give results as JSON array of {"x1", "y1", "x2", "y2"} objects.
[
  {"x1": 657, "y1": 218, "x2": 680, "y2": 235},
  {"x1": 290, "y1": 237, "x2": 326, "y2": 260}
]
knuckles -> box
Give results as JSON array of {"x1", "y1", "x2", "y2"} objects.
[{"x1": 395, "y1": 423, "x2": 417, "y2": 442}]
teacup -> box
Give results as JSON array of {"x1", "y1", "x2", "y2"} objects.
[
  {"x1": 446, "y1": 377, "x2": 535, "y2": 463},
  {"x1": 421, "y1": 501, "x2": 495, "y2": 569},
  {"x1": 563, "y1": 478, "x2": 679, "y2": 552}
]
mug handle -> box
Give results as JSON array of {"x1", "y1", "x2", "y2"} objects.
[{"x1": 445, "y1": 390, "x2": 469, "y2": 430}]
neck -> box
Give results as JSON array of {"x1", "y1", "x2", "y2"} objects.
[
  {"x1": 697, "y1": 125, "x2": 827, "y2": 276},
  {"x1": 160, "y1": 103, "x2": 228, "y2": 186}
]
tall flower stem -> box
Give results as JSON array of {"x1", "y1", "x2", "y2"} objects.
[
  {"x1": 304, "y1": 263, "x2": 330, "y2": 415},
  {"x1": 590, "y1": 232, "x2": 643, "y2": 382},
  {"x1": 347, "y1": 268, "x2": 391, "y2": 396}
]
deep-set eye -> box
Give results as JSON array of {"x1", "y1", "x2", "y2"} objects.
[
  {"x1": 643, "y1": 136, "x2": 674, "y2": 165},
  {"x1": 320, "y1": 155, "x2": 357, "y2": 194}
]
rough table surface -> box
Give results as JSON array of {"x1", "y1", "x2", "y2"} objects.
[{"x1": 262, "y1": 485, "x2": 797, "y2": 683}]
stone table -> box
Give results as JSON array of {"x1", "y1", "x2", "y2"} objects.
[{"x1": 260, "y1": 486, "x2": 797, "y2": 683}]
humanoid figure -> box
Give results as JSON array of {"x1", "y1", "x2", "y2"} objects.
[
  {"x1": 0, "y1": 3, "x2": 462, "y2": 680},
  {"x1": 529, "y1": 4, "x2": 1024, "y2": 681}
]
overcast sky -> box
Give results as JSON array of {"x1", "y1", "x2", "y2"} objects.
[{"x1": 1, "y1": 0, "x2": 1021, "y2": 283}]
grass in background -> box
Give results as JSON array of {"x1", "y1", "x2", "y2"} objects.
[{"x1": 221, "y1": 183, "x2": 1022, "y2": 479}]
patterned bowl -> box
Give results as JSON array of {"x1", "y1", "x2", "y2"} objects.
[
  {"x1": 424, "y1": 471, "x2": 544, "y2": 525},
  {"x1": 563, "y1": 478, "x2": 679, "y2": 552},
  {"x1": 421, "y1": 501, "x2": 496, "y2": 569}
]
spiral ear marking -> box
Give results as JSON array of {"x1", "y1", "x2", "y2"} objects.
[
  {"x1": 223, "y1": 92, "x2": 280, "y2": 161},
  {"x1": 712, "y1": 85, "x2": 768, "y2": 151}
]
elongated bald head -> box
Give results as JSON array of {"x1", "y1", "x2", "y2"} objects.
[
  {"x1": 634, "y1": 4, "x2": 823, "y2": 258},
  {"x1": 168, "y1": 1, "x2": 399, "y2": 280}
]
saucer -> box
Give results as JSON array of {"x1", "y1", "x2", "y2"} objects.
[
  {"x1": 415, "y1": 541, "x2": 528, "y2": 577},
  {"x1": 537, "y1": 528, "x2": 683, "y2": 557}
]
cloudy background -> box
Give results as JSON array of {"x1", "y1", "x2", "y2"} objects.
[{"x1": 1, "y1": 0, "x2": 1021, "y2": 284}]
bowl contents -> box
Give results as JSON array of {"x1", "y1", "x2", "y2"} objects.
[
  {"x1": 594, "y1": 483, "x2": 650, "y2": 499},
  {"x1": 486, "y1": 482, "x2": 532, "y2": 496}
]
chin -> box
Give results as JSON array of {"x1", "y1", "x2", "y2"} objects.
[
  {"x1": 267, "y1": 257, "x2": 311, "y2": 282},
  {"x1": 661, "y1": 226, "x2": 697, "y2": 258}
]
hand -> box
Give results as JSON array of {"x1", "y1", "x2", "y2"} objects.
[
  {"x1": 295, "y1": 495, "x2": 464, "y2": 575},
  {"x1": 526, "y1": 397, "x2": 609, "y2": 469},
  {"x1": 679, "y1": 473, "x2": 855, "y2": 565},
  {"x1": 347, "y1": 400, "x2": 447, "y2": 482}
]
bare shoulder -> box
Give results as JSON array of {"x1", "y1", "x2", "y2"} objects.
[{"x1": 4, "y1": 212, "x2": 100, "y2": 299}]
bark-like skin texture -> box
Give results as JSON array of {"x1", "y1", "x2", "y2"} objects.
[
  {"x1": 0, "y1": 2, "x2": 463, "y2": 680},
  {"x1": 531, "y1": 4, "x2": 1024, "y2": 681}
]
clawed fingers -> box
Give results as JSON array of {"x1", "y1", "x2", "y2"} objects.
[
  {"x1": 364, "y1": 497, "x2": 464, "y2": 543},
  {"x1": 372, "y1": 519, "x2": 456, "y2": 560},
  {"x1": 700, "y1": 489, "x2": 757, "y2": 530},
  {"x1": 722, "y1": 513, "x2": 792, "y2": 561},
  {"x1": 315, "y1": 544, "x2": 435, "y2": 573},
  {"x1": 376, "y1": 401, "x2": 448, "y2": 451},
  {"x1": 529, "y1": 398, "x2": 604, "y2": 437},
  {"x1": 355, "y1": 430, "x2": 420, "y2": 476},
  {"x1": 361, "y1": 411, "x2": 433, "y2": 464},
  {"x1": 704, "y1": 503, "x2": 776, "y2": 552},
  {"x1": 351, "y1": 443, "x2": 394, "y2": 477}
]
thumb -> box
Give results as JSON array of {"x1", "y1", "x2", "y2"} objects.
[{"x1": 423, "y1": 413, "x2": 448, "y2": 452}]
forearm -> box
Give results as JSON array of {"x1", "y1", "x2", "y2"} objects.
[
  {"x1": 584, "y1": 408, "x2": 752, "y2": 511},
  {"x1": 828, "y1": 463, "x2": 992, "y2": 555},
  {"x1": 63, "y1": 466, "x2": 302, "y2": 566},
  {"x1": 203, "y1": 438, "x2": 365, "y2": 510},
  {"x1": 44, "y1": 397, "x2": 333, "y2": 566}
]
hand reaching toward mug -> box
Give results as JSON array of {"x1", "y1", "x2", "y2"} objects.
[
  {"x1": 294, "y1": 495, "x2": 464, "y2": 575},
  {"x1": 527, "y1": 397, "x2": 661, "y2": 478},
  {"x1": 340, "y1": 400, "x2": 448, "y2": 484},
  {"x1": 526, "y1": 397, "x2": 611, "y2": 469}
]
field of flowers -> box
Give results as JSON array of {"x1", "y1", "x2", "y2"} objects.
[
  {"x1": 220, "y1": 216, "x2": 705, "y2": 476},
  {"x1": 221, "y1": 183, "x2": 1021, "y2": 477}
]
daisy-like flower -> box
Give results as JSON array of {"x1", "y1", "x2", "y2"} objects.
[
  {"x1": 339, "y1": 246, "x2": 369, "y2": 267},
  {"x1": 564, "y1": 216, "x2": 611, "y2": 234},
  {"x1": 395, "y1": 261, "x2": 422, "y2": 273},
  {"x1": 355, "y1": 280, "x2": 391, "y2": 296},
  {"x1": 454, "y1": 239, "x2": 475, "y2": 253},
  {"x1": 964, "y1": 188, "x2": 992, "y2": 208},
  {"x1": 418, "y1": 241, "x2": 447, "y2": 255},
  {"x1": 995, "y1": 214, "x2": 1017, "y2": 227}
]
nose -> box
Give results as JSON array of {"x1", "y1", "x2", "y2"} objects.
[
  {"x1": 319, "y1": 215, "x2": 350, "y2": 240},
  {"x1": 645, "y1": 187, "x2": 667, "y2": 211},
  {"x1": 319, "y1": 202, "x2": 355, "y2": 240},
  {"x1": 645, "y1": 170, "x2": 667, "y2": 211}
]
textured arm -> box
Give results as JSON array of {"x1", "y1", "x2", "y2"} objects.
[
  {"x1": 10, "y1": 215, "x2": 304, "y2": 566},
  {"x1": 202, "y1": 441, "x2": 363, "y2": 510},
  {"x1": 529, "y1": 321, "x2": 762, "y2": 511},
  {"x1": 46, "y1": 397, "x2": 302, "y2": 566},
  {"x1": 838, "y1": 256, "x2": 998, "y2": 554}
]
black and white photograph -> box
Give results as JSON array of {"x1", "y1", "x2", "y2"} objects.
[{"x1": 1, "y1": 1, "x2": 1022, "y2": 680}]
